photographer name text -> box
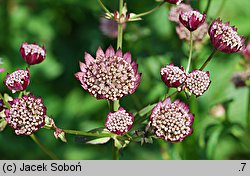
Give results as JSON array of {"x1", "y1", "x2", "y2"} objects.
[{"x1": 1, "y1": 162, "x2": 83, "y2": 173}]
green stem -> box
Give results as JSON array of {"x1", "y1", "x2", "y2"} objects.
[
  {"x1": 30, "y1": 134, "x2": 59, "y2": 160},
  {"x1": 205, "y1": 0, "x2": 212, "y2": 15},
  {"x1": 168, "y1": 90, "x2": 179, "y2": 99},
  {"x1": 64, "y1": 129, "x2": 112, "y2": 138},
  {"x1": 97, "y1": 0, "x2": 113, "y2": 17},
  {"x1": 117, "y1": 0, "x2": 123, "y2": 49},
  {"x1": 199, "y1": 49, "x2": 217, "y2": 71},
  {"x1": 113, "y1": 141, "x2": 119, "y2": 160},
  {"x1": 131, "y1": 1, "x2": 165, "y2": 19},
  {"x1": 247, "y1": 87, "x2": 250, "y2": 133},
  {"x1": 108, "y1": 100, "x2": 120, "y2": 112},
  {"x1": 186, "y1": 32, "x2": 193, "y2": 73}
]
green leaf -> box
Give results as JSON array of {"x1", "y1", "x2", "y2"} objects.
[
  {"x1": 86, "y1": 137, "x2": 111, "y2": 145},
  {"x1": 136, "y1": 103, "x2": 157, "y2": 117},
  {"x1": 206, "y1": 125, "x2": 223, "y2": 159}
]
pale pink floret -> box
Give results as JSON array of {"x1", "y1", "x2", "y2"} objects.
[
  {"x1": 4, "y1": 68, "x2": 30, "y2": 93},
  {"x1": 75, "y1": 46, "x2": 141, "y2": 101},
  {"x1": 161, "y1": 64, "x2": 186, "y2": 88},
  {"x1": 4, "y1": 94, "x2": 46, "y2": 135},
  {"x1": 179, "y1": 10, "x2": 206, "y2": 31},
  {"x1": 209, "y1": 18, "x2": 245, "y2": 53},
  {"x1": 169, "y1": 3, "x2": 192, "y2": 23},
  {"x1": 150, "y1": 98, "x2": 194, "y2": 142},
  {"x1": 20, "y1": 42, "x2": 46, "y2": 65},
  {"x1": 185, "y1": 70, "x2": 211, "y2": 97},
  {"x1": 105, "y1": 107, "x2": 134, "y2": 135}
]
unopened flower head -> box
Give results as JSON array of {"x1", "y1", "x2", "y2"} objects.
[
  {"x1": 75, "y1": 46, "x2": 141, "y2": 101},
  {"x1": 150, "y1": 98, "x2": 194, "y2": 142},
  {"x1": 161, "y1": 64, "x2": 186, "y2": 88},
  {"x1": 242, "y1": 40, "x2": 250, "y2": 60},
  {"x1": 176, "y1": 22, "x2": 208, "y2": 41},
  {"x1": 231, "y1": 70, "x2": 250, "y2": 88},
  {"x1": 105, "y1": 107, "x2": 134, "y2": 135},
  {"x1": 185, "y1": 70, "x2": 211, "y2": 97},
  {"x1": 209, "y1": 18, "x2": 245, "y2": 53},
  {"x1": 165, "y1": 0, "x2": 183, "y2": 5},
  {"x1": 179, "y1": 10, "x2": 206, "y2": 31},
  {"x1": 169, "y1": 3, "x2": 192, "y2": 23},
  {"x1": 4, "y1": 68, "x2": 30, "y2": 93},
  {"x1": 4, "y1": 94, "x2": 46, "y2": 135},
  {"x1": 20, "y1": 42, "x2": 46, "y2": 65}
]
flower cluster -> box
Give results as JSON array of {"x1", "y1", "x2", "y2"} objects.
[
  {"x1": 209, "y1": 18, "x2": 245, "y2": 53},
  {"x1": 179, "y1": 10, "x2": 206, "y2": 32},
  {"x1": 161, "y1": 64, "x2": 211, "y2": 96},
  {"x1": 169, "y1": 4, "x2": 208, "y2": 42},
  {"x1": 20, "y1": 42, "x2": 46, "y2": 65},
  {"x1": 105, "y1": 107, "x2": 134, "y2": 135},
  {"x1": 4, "y1": 69, "x2": 30, "y2": 93},
  {"x1": 150, "y1": 98, "x2": 194, "y2": 142},
  {"x1": 4, "y1": 94, "x2": 46, "y2": 135},
  {"x1": 75, "y1": 46, "x2": 141, "y2": 101}
]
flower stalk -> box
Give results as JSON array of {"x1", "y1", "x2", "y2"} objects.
[
  {"x1": 186, "y1": 32, "x2": 193, "y2": 73},
  {"x1": 30, "y1": 134, "x2": 59, "y2": 160},
  {"x1": 131, "y1": 1, "x2": 165, "y2": 19},
  {"x1": 199, "y1": 49, "x2": 217, "y2": 71}
]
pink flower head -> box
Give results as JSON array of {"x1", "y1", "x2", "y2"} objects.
[
  {"x1": 20, "y1": 42, "x2": 46, "y2": 65},
  {"x1": 4, "y1": 68, "x2": 30, "y2": 93},
  {"x1": 185, "y1": 70, "x2": 211, "y2": 97},
  {"x1": 105, "y1": 107, "x2": 134, "y2": 135},
  {"x1": 176, "y1": 22, "x2": 208, "y2": 42},
  {"x1": 242, "y1": 39, "x2": 250, "y2": 60},
  {"x1": 165, "y1": 0, "x2": 183, "y2": 5},
  {"x1": 208, "y1": 18, "x2": 245, "y2": 53},
  {"x1": 4, "y1": 94, "x2": 46, "y2": 135},
  {"x1": 179, "y1": 10, "x2": 206, "y2": 31},
  {"x1": 161, "y1": 64, "x2": 186, "y2": 88},
  {"x1": 75, "y1": 45, "x2": 141, "y2": 101},
  {"x1": 150, "y1": 98, "x2": 194, "y2": 142},
  {"x1": 168, "y1": 3, "x2": 192, "y2": 23}
]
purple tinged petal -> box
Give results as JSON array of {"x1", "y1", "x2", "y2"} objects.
[
  {"x1": 123, "y1": 52, "x2": 132, "y2": 63},
  {"x1": 96, "y1": 47, "x2": 105, "y2": 58},
  {"x1": 84, "y1": 52, "x2": 95, "y2": 65},
  {"x1": 105, "y1": 45, "x2": 115, "y2": 58},
  {"x1": 115, "y1": 49, "x2": 123, "y2": 58},
  {"x1": 79, "y1": 61, "x2": 87, "y2": 72}
]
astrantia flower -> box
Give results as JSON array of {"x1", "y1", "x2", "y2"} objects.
[
  {"x1": 75, "y1": 46, "x2": 141, "y2": 101},
  {"x1": 208, "y1": 18, "x2": 245, "y2": 53},
  {"x1": 176, "y1": 22, "x2": 208, "y2": 41},
  {"x1": 185, "y1": 70, "x2": 211, "y2": 97},
  {"x1": 242, "y1": 40, "x2": 250, "y2": 60},
  {"x1": 165, "y1": 0, "x2": 183, "y2": 5},
  {"x1": 4, "y1": 94, "x2": 46, "y2": 135},
  {"x1": 4, "y1": 68, "x2": 30, "y2": 93},
  {"x1": 105, "y1": 107, "x2": 134, "y2": 135},
  {"x1": 231, "y1": 70, "x2": 250, "y2": 88},
  {"x1": 20, "y1": 42, "x2": 46, "y2": 65},
  {"x1": 168, "y1": 3, "x2": 192, "y2": 23},
  {"x1": 161, "y1": 64, "x2": 186, "y2": 88},
  {"x1": 179, "y1": 10, "x2": 206, "y2": 31},
  {"x1": 150, "y1": 98, "x2": 194, "y2": 142}
]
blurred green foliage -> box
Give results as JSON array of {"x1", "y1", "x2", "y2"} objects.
[{"x1": 0, "y1": 0, "x2": 250, "y2": 159}]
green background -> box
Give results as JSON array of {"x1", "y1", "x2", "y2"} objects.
[{"x1": 0, "y1": 0, "x2": 250, "y2": 159}]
